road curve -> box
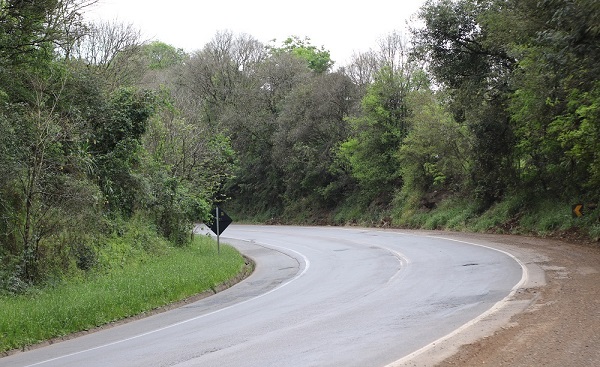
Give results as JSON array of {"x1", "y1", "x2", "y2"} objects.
[{"x1": 2, "y1": 225, "x2": 524, "y2": 367}]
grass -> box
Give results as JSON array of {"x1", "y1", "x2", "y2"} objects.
[
  {"x1": 0, "y1": 235, "x2": 247, "y2": 353},
  {"x1": 391, "y1": 193, "x2": 600, "y2": 241}
]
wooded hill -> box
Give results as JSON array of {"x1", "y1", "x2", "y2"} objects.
[{"x1": 1, "y1": 0, "x2": 599, "y2": 292}]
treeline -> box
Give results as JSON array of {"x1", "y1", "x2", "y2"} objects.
[
  {"x1": 1, "y1": 0, "x2": 599, "y2": 292},
  {"x1": 222, "y1": 0, "x2": 600, "y2": 228}
]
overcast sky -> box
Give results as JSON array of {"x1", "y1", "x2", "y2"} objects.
[{"x1": 84, "y1": 0, "x2": 426, "y2": 66}]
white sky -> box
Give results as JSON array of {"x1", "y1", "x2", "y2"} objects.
[{"x1": 84, "y1": 0, "x2": 426, "y2": 66}]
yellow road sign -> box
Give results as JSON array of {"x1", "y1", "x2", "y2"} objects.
[{"x1": 572, "y1": 203, "x2": 583, "y2": 218}]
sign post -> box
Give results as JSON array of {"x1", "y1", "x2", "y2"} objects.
[
  {"x1": 207, "y1": 206, "x2": 232, "y2": 254},
  {"x1": 216, "y1": 207, "x2": 220, "y2": 254}
]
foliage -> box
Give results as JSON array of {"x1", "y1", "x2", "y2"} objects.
[
  {"x1": 272, "y1": 72, "x2": 357, "y2": 208},
  {"x1": 412, "y1": 0, "x2": 516, "y2": 208},
  {"x1": 68, "y1": 19, "x2": 146, "y2": 89},
  {"x1": 339, "y1": 65, "x2": 424, "y2": 201},
  {"x1": 143, "y1": 41, "x2": 186, "y2": 70},
  {"x1": 550, "y1": 86, "x2": 600, "y2": 197},
  {"x1": 0, "y1": 0, "x2": 93, "y2": 67},
  {"x1": 398, "y1": 90, "x2": 471, "y2": 199},
  {"x1": 223, "y1": 1, "x2": 599, "y2": 240},
  {"x1": 0, "y1": 2, "x2": 235, "y2": 294},
  {"x1": 269, "y1": 36, "x2": 333, "y2": 73},
  {"x1": 220, "y1": 50, "x2": 311, "y2": 216},
  {"x1": 93, "y1": 87, "x2": 157, "y2": 215},
  {"x1": 506, "y1": 0, "x2": 600, "y2": 200}
]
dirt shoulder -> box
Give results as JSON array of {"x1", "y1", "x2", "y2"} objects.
[{"x1": 398, "y1": 231, "x2": 600, "y2": 367}]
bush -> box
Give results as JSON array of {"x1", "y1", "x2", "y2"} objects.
[{"x1": 96, "y1": 214, "x2": 169, "y2": 272}]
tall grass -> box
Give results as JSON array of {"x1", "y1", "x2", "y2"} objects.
[{"x1": 0, "y1": 236, "x2": 247, "y2": 353}]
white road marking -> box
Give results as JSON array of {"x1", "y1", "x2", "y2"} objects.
[
  {"x1": 384, "y1": 235, "x2": 528, "y2": 366},
  {"x1": 24, "y1": 240, "x2": 310, "y2": 367}
]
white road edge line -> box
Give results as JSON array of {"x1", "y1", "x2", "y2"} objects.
[
  {"x1": 24, "y1": 241, "x2": 310, "y2": 367},
  {"x1": 380, "y1": 247, "x2": 411, "y2": 285},
  {"x1": 384, "y1": 235, "x2": 529, "y2": 367}
]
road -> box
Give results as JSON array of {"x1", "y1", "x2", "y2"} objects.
[{"x1": 2, "y1": 225, "x2": 524, "y2": 367}]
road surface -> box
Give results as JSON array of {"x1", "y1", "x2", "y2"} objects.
[{"x1": 2, "y1": 225, "x2": 524, "y2": 367}]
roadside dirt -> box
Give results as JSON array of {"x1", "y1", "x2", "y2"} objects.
[{"x1": 427, "y1": 231, "x2": 600, "y2": 367}]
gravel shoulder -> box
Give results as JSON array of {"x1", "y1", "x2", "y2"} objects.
[{"x1": 395, "y1": 230, "x2": 600, "y2": 367}]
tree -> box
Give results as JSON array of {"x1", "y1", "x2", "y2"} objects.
[
  {"x1": 343, "y1": 50, "x2": 380, "y2": 88},
  {"x1": 180, "y1": 31, "x2": 266, "y2": 127},
  {"x1": 505, "y1": 0, "x2": 600, "y2": 200},
  {"x1": 143, "y1": 41, "x2": 185, "y2": 70},
  {"x1": 68, "y1": 20, "x2": 146, "y2": 89},
  {"x1": 0, "y1": 0, "x2": 95, "y2": 105},
  {"x1": 412, "y1": 0, "x2": 516, "y2": 208},
  {"x1": 268, "y1": 36, "x2": 333, "y2": 73},
  {"x1": 399, "y1": 90, "x2": 471, "y2": 203},
  {"x1": 339, "y1": 36, "x2": 428, "y2": 203},
  {"x1": 344, "y1": 31, "x2": 428, "y2": 98},
  {"x1": 0, "y1": 0, "x2": 95, "y2": 65},
  {"x1": 175, "y1": 32, "x2": 273, "y2": 212},
  {"x1": 92, "y1": 87, "x2": 156, "y2": 216},
  {"x1": 143, "y1": 95, "x2": 235, "y2": 243},
  {"x1": 0, "y1": 61, "x2": 105, "y2": 284},
  {"x1": 0, "y1": 0, "x2": 104, "y2": 287},
  {"x1": 272, "y1": 71, "x2": 358, "y2": 208},
  {"x1": 220, "y1": 51, "x2": 311, "y2": 215}
]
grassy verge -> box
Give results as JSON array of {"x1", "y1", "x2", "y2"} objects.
[
  {"x1": 0, "y1": 235, "x2": 248, "y2": 353},
  {"x1": 392, "y1": 195, "x2": 600, "y2": 241}
]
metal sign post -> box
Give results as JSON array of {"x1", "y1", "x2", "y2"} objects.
[
  {"x1": 207, "y1": 206, "x2": 232, "y2": 255},
  {"x1": 216, "y1": 206, "x2": 220, "y2": 254}
]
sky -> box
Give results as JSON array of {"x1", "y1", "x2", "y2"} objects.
[{"x1": 84, "y1": 0, "x2": 427, "y2": 66}]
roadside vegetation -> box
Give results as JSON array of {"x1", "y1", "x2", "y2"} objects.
[
  {"x1": 1, "y1": 0, "x2": 599, "y2": 354},
  {"x1": 223, "y1": 0, "x2": 600, "y2": 243},
  {"x1": 0, "y1": 235, "x2": 246, "y2": 353}
]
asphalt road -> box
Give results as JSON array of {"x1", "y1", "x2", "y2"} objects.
[{"x1": 3, "y1": 225, "x2": 524, "y2": 367}]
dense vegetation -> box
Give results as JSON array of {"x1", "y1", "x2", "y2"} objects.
[
  {"x1": 1, "y1": 0, "x2": 599, "y2": 297},
  {"x1": 0, "y1": 0, "x2": 235, "y2": 294},
  {"x1": 223, "y1": 0, "x2": 600, "y2": 238}
]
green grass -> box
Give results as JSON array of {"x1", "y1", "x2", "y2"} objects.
[
  {"x1": 390, "y1": 193, "x2": 599, "y2": 240},
  {"x1": 0, "y1": 236, "x2": 247, "y2": 353}
]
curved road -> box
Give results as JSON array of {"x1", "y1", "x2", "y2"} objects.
[{"x1": 3, "y1": 225, "x2": 524, "y2": 367}]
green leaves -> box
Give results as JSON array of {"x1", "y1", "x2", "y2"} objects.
[
  {"x1": 399, "y1": 90, "x2": 471, "y2": 196},
  {"x1": 340, "y1": 66, "x2": 420, "y2": 200},
  {"x1": 269, "y1": 36, "x2": 333, "y2": 73},
  {"x1": 3, "y1": 0, "x2": 600, "y2": 293},
  {"x1": 550, "y1": 85, "x2": 600, "y2": 192},
  {"x1": 94, "y1": 87, "x2": 156, "y2": 154},
  {"x1": 92, "y1": 88, "x2": 157, "y2": 215},
  {"x1": 143, "y1": 41, "x2": 185, "y2": 70}
]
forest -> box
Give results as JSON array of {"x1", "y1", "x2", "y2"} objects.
[{"x1": 1, "y1": 0, "x2": 599, "y2": 293}]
